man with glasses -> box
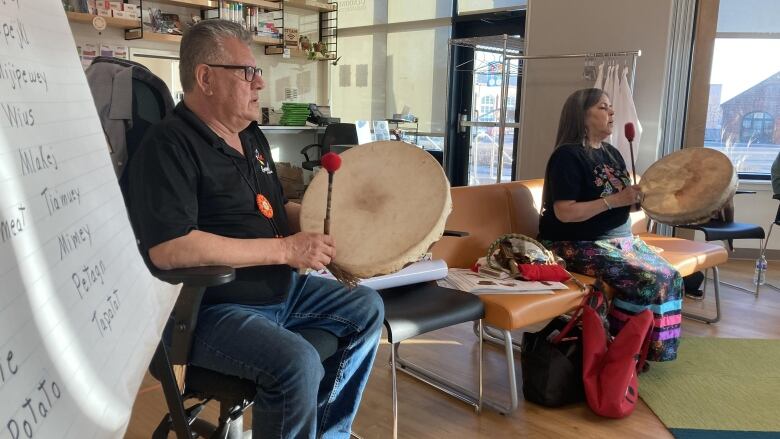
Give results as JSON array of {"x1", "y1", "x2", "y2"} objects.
[{"x1": 128, "y1": 19, "x2": 383, "y2": 438}]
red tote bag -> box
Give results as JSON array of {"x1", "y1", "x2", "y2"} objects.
[{"x1": 581, "y1": 290, "x2": 654, "y2": 419}]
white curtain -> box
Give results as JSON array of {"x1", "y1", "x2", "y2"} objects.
[
  {"x1": 613, "y1": 66, "x2": 642, "y2": 179},
  {"x1": 594, "y1": 62, "x2": 605, "y2": 89},
  {"x1": 602, "y1": 65, "x2": 617, "y2": 144},
  {"x1": 594, "y1": 61, "x2": 642, "y2": 177}
]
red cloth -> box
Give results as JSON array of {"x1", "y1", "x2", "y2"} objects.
[{"x1": 517, "y1": 264, "x2": 571, "y2": 282}]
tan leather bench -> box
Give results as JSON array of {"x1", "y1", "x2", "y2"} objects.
[{"x1": 430, "y1": 179, "x2": 728, "y2": 413}]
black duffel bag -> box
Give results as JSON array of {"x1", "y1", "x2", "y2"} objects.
[{"x1": 520, "y1": 315, "x2": 584, "y2": 407}]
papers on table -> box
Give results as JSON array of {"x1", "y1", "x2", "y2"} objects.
[
  {"x1": 437, "y1": 269, "x2": 569, "y2": 295},
  {"x1": 310, "y1": 259, "x2": 449, "y2": 290}
]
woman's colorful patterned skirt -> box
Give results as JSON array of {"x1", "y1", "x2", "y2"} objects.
[{"x1": 545, "y1": 236, "x2": 682, "y2": 362}]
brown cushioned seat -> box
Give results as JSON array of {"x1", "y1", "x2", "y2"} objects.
[
  {"x1": 639, "y1": 233, "x2": 729, "y2": 277},
  {"x1": 429, "y1": 179, "x2": 729, "y2": 412}
]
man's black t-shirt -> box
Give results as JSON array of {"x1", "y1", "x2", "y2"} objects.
[
  {"x1": 538, "y1": 142, "x2": 632, "y2": 241},
  {"x1": 128, "y1": 102, "x2": 292, "y2": 305}
]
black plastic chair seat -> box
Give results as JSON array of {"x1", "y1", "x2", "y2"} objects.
[
  {"x1": 379, "y1": 282, "x2": 484, "y2": 343},
  {"x1": 677, "y1": 220, "x2": 765, "y2": 241},
  {"x1": 175, "y1": 329, "x2": 339, "y2": 401}
]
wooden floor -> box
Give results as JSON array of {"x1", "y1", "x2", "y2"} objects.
[{"x1": 125, "y1": 259, "x2": 780, "y2": 438}]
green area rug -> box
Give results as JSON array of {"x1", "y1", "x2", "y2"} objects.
[{"x1": 640, "y1": 337, "x2": 780, "y2": 438}]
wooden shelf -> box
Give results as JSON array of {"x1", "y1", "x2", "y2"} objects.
[
  {"x1": 283, "y1": 0, "x2": 337, "y2": 12},
  {"x1": 142, "y1": 32, "x2": 183, "y2": 43},
  {"x1": 265, "y1": 46, "x2": 336, "y2": 60},
  {"x1": 244, "y1": 0, "x2": 283, "y2": 10},
  {"x1": 254, "y1": 35, "x2": 283, "y2": 45},
  {"x1": 66, "y1": 12, "x2": 140, "y2": 29},
  {"x1": 153, "y1": 0, "x2": 218, "y2": 9},
  {"x1": 141, "y1": 32, "x2": 280, "y2": 46},
  {"x1": 137, "y1": 0, "x2": 282, "y2": 10}
]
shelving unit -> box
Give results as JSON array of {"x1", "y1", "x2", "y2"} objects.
[
  {"x1": 264, "y1": 46, "x2": 335, "y2": 59},
  {"x1": 65, "y1": 11, "x2": 140, "y2": 29},
  {"x1": 140, "y1": 32, "x2": 183, "y2": 44},
  {"x1": 264, "y1": 0, "x2": 337, "y2": 62},
  {"x1": 152, "y1": 0, "x2": 217, "y2": 8},
  {"x1": 65, "y1": 2, "x2": 283, "y2": 46},
  {"x1": 282, "y1": 0, "x2": 337, "y2": 12}
]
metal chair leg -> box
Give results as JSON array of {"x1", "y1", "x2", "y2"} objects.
[
  {"x1": 501, "y1": 329, "x2": 519, "y2": 414},
  {"x1": 391, "y1": 342, "x2": 399, "y2": 439},
  {"x1": 471, "y1": 324, "x2": 520, "y2": 414},
  {"x1": 479, "y1": 324, "x2": 523, "y2": 352},
  {"x1": 477, "y1": 319, "x2": 483, "y2": 414},
  {"x1": 388, "y1": 319, "x2": 485, "y2": 434},
  {"x1": 683, "y1": 266, "x2": 722, "y2": 324}
]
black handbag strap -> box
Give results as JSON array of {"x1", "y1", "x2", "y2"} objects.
[{"x1": 550, "y1": 286, "x2": 598, "y2": 344}]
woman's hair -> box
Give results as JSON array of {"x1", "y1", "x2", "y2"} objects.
[
  {"x1": 554, "y1": 88, "x2": 607, "y2": 147},
  {"x1": 179, "y1": 19, "x2": 253, "y2": 92}
]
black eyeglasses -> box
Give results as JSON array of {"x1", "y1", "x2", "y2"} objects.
[{"x1": 206, "y1": 64, "x2": 263, "y2": 82}]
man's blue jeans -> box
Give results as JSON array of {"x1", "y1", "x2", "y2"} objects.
[{"x1": 188, "y1": 273, "x2": 384, "y2": 438}]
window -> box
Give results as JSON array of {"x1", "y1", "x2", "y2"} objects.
[
  {"x1": 703, "y1": 0, "x2": 780, "y2": 178},
  {"x1": 479, "y1": 95, "x2": 496, "y2": 122},
  {"x1": 329, "y1": 2, "x2": 452, "y2": 145},
  {"x1": 740, "y1": 111, "x2": 774, "y2": 144}
]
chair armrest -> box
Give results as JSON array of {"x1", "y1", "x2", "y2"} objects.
[
  {"x1": 151, "y1": 265, "x2": 236, "y2": 287},
  {"x1": 443, "y1": 229, "x2": 469, "y2": 237},
  {"x1": 300, "y1": 143, "x2": 321, "y2": 162},
  {"x1": 151, "y1": 266, "x2": 235, "y2": 364}
]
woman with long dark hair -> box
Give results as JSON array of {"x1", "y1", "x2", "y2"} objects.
[{"x1": 539, "y1": 88, "x2": 682, "y2": 362}]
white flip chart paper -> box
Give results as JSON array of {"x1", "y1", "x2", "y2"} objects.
[{"x1": 0, "y1": 1, "x2": 178, "y2": 438}]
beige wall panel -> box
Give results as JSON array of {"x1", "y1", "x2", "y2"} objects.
[
  {"x1": 518, "y1": 0, "x2": 674, "y2": 179},
  {"x1": 329, "y1": 32, "x2": 388, "y2": 124}
]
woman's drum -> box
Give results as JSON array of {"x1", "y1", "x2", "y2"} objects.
[
  {"x1": 639, "y1": 147, "x2": 737, "y2": 225},
  {"x1": 300, "y1": 141, "x2": 451, "y2": 279}
]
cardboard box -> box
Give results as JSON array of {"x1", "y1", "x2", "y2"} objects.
[
  {"x1": 123, "y1": 3, "x2": 138, "y2": 13},
  {"x1": 108, "y1": 1, "x2": 123, "y2": 11},
  {"x1": 276, "y1": 163, "x2": 306, "y2": 200},
  {"x1": 96, "y1": 8, "x2": 111, "y2": 17},
  {"x1": 264, "y1": 45, "x2": 285, "y2": 55},
  {"x1": 112, "y1": 10, "x2": 137, "y2": 19}
]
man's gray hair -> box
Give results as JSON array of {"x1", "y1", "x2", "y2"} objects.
[{"x1": 179, "y1": 19, "x2": 253, "y2": 92}]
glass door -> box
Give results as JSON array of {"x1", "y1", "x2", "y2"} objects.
[
  {"x1": 445, "y1": 8, "x2": 525, "y2": 187},
  {"x1": 467, "y1": 51, "x2": 519, "y2": 185}
]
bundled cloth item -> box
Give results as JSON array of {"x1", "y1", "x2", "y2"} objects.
[
  {"x1": 516, "y1": 263, "x2": 571, "y2": 282},
  {"x1": 480, "y1": 233, "x2": 572, "y2": 282}
]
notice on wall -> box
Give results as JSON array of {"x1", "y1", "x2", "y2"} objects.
[{"x1": 0, "y1": 1, "x2": 178, "y2": 438}]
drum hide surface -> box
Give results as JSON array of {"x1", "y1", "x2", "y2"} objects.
[
  {"x1": 639, "y1": 147, "x2": 737, "y2": 225},
  {"x1": 300, "y1": 141, "x2": 451, "y2": 278}
]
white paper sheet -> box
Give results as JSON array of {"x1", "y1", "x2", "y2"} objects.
[
  {"x1": 0, "y1": 2, "x2": 178, "y2": 438},
  {"x1": 310, "y1": 259, "x2": 449, "y2": 290},
  {"x1": 437, "y1": 268, "x2": 567, "y2": 295}
]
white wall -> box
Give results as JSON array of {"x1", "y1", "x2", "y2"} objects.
[{"x1": 518, "y1": 0, "x2": 674, "y2": 180}]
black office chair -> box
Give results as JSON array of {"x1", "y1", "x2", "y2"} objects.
[
  {"x1": 86, "y1": 57, "x2": 339, "y2": 438},
  {"x1": 760, "y1": 194, "x2": 780, "y2": 292},
  {"x1": 300, "y1": 123, "x2": 359, "y2": 170},
  {"x1": 676, "y1": 216, "x2": 765, "y2": 297}
]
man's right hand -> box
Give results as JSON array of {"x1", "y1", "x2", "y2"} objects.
[{"x1": 282, "y1": 232, "x2": 336, "y2": 270}]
